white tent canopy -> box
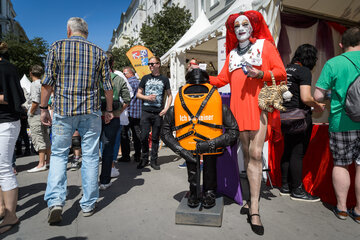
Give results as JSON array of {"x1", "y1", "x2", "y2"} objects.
[
  {"x1": 20, "y1": 74, "x2": 31, "y2": 94},
  {"x1": 20, "y1": 74, "x2": 32, "y2": 110},
  {"x1": 161, "y1": 10, "x2": 211, "y2": 63}
]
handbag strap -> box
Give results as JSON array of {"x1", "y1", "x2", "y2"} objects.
[
  {"x1": 342, "y1": 55, "x2": 360, "y2": 73},
  {"x1": 334, "y1": 55, "x2": 360, "y2": 108},
  {"x1": 263, "y1": 71, "x2": 276, "y2": 87},
  {"x1": 269, "y1": 71, "x2": 276, "y2": 86}
]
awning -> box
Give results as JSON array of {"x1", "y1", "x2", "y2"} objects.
[
  {"x1": 161, "y1": 10, "x2": 211, "y2": 64},
  {"x1": 282, "y1": 0, "x2": 360, "y2": 25}
]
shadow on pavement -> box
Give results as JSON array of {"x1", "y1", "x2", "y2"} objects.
[
  {"x1": 260, "y1": 182, "x2": 277, "y2": 201},
  {"x1": 17, "y1": 184, "x2": 81, "y2": 223},
  {"x1": 173, "y1": 191, "x2": 188, "y2": 202},
  {"x1": 47, "y1": 237, "x2": 88, "y2": 240},
  {"x1": 95, "y1": 161, "x2": 145, "y2": 213},
  {"x1": 157, "y1": 153, "x2": 178, "y2": 165},
  {"x1": 16, "y1": 160, "x2": 39, "y2": 173},
  {"x1": 0, "y1": 222, "x2": 20, "y2": 238},
  {"x1": 224, "y1": 195, "x2": 237, "y2": 205}
]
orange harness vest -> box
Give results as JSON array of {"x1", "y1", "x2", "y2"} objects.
[{"x1": 174, "y1": 83, "x2": 223, "y2": 155}]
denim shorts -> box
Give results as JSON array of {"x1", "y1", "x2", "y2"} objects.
[{"x1": 329, "y1": 130, "x2": 360, "y2": 166}]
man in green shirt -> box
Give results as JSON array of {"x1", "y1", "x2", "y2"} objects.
[{"x1": 314, "y1": 27, "x2": 360, "y2": 223}]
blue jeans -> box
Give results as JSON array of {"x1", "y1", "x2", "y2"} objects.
[
  {"x1": 44, "y1": 110, "x2": 101, "y2": 212},
  {"x1": 99, "y1": 124, "x2": 121, "y2": 161},
  {"x1": 100, "y1": 118, "x2": 121, "y2": 184},
  {"x1": 113, "y1": 125, "x2": 122, "y2": 161}
]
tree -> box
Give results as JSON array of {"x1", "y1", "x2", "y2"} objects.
[
  {"x1": 140, "y1": 3, "x2": 193, "y2": 57},
  {"x1": 111, "y1": 37, "x2": 137, "y2": 70},
  {"x1": 2, "y1": 34, "x2": 49, "y2": 77}
]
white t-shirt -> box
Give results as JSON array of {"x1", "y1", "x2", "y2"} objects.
[{"x1": 28, "y1": 79, "x2": 41, "y2": 115}]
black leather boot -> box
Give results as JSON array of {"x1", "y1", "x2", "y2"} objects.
[
  {"x1": 150, "y1": 159, "x2": 160, "y2": 170},
  {"x1": 203, "y1": 190, "x2": 216, "y2": 208},
  {"x1": 150, "y1": 162, "x2": 160, "y2": 170},
  {"x1": 137, "y1": 159, "x2": 148, "y2": 169},
  {"x1": 187, "y1": 189, "x2": 199, "y2": 208}
]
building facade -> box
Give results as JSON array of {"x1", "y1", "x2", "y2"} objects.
[
  {"x1": 0, "y1": 0, "x2": 27, "y2": 39},
  {"x1": 110, "y1": 0, "x2": 198, "y2": 49}
]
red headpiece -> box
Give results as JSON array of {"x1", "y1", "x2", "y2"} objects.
[{"x1": 225, "y1": 10, "x2": 275, "y2": 56}]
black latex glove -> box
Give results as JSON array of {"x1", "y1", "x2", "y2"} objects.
[
  {"x1": 195, "y1": 139, "x2": 210, "y2": 153},
  {"x1": 180, "y1": 148, "x2": 197, "y2": 164}
]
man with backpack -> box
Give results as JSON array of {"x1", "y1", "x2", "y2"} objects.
[{"x1": 314, "y1": 26, "x2": 360, "y2": 224}]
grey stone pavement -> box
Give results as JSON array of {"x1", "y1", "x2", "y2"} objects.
[{"x1": 3, "y1": 146, "x2": 359, "y2": 240}]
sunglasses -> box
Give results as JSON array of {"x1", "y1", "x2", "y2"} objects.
[{"x1": 148, "y1": 62, "x2": 160, "y2": 66}]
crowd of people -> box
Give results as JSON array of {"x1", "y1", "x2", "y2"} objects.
[{"x1": 0, "y1": 11, "x2": 359, "y2": 236}]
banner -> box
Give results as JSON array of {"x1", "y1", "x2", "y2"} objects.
[
  {"x1": 217, "y1": 36, "x2": 230, "y2": 93},
  {"x1": 126, "y1": 45, "x2": 154, "y2": 79}
]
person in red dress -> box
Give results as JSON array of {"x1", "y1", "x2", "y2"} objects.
[{"x1": 209, "y1": 10, "x2": 286, "y2": 235}]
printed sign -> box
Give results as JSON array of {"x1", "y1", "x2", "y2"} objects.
[{"x1": 126, "y1": 45, "x2": 154, "y2": 79}]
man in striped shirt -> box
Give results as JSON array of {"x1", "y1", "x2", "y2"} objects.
[
  {"x1": 119, "y1": 66, "x2": 142, "y2": 163},
  {"x1": 40, "y1": 17, "x2": 113, "y2": 224}
]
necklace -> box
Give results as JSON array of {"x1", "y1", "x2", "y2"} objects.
[{"x1": 236, "y1": 43, "x2": 252, "y2": 56}]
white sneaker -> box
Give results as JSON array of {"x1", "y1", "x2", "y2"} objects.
[
  {"x1": 70, "y1": 161, "x2": 80, "y2": 171},
  {"x1": 111, "y1": 167, "x2": 120, "y2": 178},
  {"x1": 27, "y1": 165, "x2": 47, "y2": 173},
  {"x1": 99, "y1": 182, "x2": 112, "y2": 190}
]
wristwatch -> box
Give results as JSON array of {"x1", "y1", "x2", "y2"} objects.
[{"x1": 39, "y1": 105, "x2": 48, "y2": 110}]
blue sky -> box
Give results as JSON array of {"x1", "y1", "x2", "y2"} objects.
[{"x1": 13, "y1": 0, "x2": 132, "y2": 50}]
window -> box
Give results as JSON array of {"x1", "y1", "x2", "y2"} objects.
[{"x1": 209, "y1": 0, "x2": 219, "y2": 10}]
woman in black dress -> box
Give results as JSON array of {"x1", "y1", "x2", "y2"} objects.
[{"x1": 280, "y1": 44, "x2": 325, "y2": 201}]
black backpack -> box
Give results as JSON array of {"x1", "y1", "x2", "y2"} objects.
[{"x1": 336, "y1": 55, "x2": 360, "y2": 122}]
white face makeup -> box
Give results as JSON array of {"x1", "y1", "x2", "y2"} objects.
[{"x1": 234, "y1": 15, "x2": 253, "y2": 42}]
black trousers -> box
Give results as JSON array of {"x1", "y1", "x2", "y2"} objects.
[
  {"x1": 281, "y1": 116, "x2": 313, "y2": 189},
  {"x1": 187, "y1": 155, "x2": 217, "y2": 193},
  {"x1": 140, "y1": 111, "x2": 162, "y2": 164},
  {"x1": 100, "y1": 118, "x2": 120, "y2": 184},
  {"x1": 16, "y1": 117, "x2": 30, "y2": 153},
  {"x1": 120, "y1": 117, "x2": 141, "y2": 161}
]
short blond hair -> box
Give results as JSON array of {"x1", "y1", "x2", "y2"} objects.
[{"x1": 149, "y1": 56, "x2": 161, "y2": 65}]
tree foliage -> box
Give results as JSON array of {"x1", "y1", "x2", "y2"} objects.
[
  {"x1": 2, "y1": 34, "x2": 49, "y2": 77},
  {"x1": 140, "y1": 3, "x2": 193, "y2": 57},
  {"x1": 111, "y1": 37, "x2": 137, "y2": 70}
]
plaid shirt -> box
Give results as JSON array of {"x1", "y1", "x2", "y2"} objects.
[
  {"x1": 127, "y1": 76, "x2": 142, "y2": 119},
  {"x1": 42, "y1": 35, "x2": 112, "y2": 116}
]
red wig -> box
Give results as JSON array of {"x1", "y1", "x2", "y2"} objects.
[{"x1": 225, "y1": 10, "x2": 275, "y2": 55}]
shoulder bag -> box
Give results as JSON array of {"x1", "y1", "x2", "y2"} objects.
[{"x1": 280, "y1": 108, "x2": 309, "y2": 135}]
